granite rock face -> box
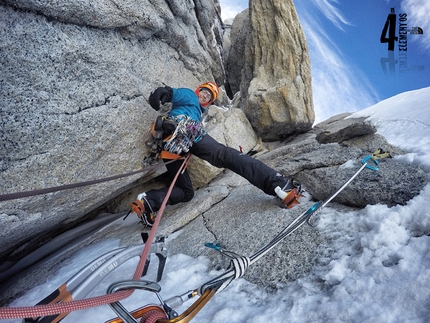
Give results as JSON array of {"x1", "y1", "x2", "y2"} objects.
[
  {"x1": 226, "y1": 0, "x2": 314, "y2": 141},
  {"x1": 314, "y1": 113, "x2": 377, "y2": 144},
  {"x1": 225, "y1": 9, "x2": 250, "y2": 96}
]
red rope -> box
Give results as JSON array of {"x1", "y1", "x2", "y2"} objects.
[
  {"x1": 132, "y1": 155, "x2": 190, "y2": 280},
  {"x1": 0, "y1": 155, "x2": 191, "y2": 319}
]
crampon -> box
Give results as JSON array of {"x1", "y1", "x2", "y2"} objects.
[
  {"x1": 127, "y1": 198, "x2": 156, "y2": 227},
  {"x1": 281, "y1": 187, "x2": 304, "y2": 208}
]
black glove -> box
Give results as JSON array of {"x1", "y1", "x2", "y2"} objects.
[{"x1": 149, "y1": 86, "x2": 173, "y2": 111}]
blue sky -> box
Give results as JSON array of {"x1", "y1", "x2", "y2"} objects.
[{"x1": 219, "y1": 0, "x2": 430, "y2": 122}]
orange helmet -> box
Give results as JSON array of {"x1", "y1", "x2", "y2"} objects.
[{"x1": 195, "y1": 82, "x2": 219, "y2": 107}]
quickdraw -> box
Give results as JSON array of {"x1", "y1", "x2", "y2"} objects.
[{"x1": 305, "y1": 148, "x2": 391, "y2": 226}]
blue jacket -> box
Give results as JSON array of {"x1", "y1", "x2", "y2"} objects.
[{"x1": 169, "y1": 88, "x2": 205, "y2": 121}]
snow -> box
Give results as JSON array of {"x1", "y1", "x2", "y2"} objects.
[
  {"x1": 4, "y1": 87, "x2": 430, "y2": 322},
  {"x1": 339, "y1": 159, "x2": 357, "y2": 169}
]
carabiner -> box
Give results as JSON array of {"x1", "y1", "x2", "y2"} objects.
[{"x1": 361, "y1": 155, "x2": 379, "y2": 171}]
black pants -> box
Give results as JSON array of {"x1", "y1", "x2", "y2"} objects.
[{"x1": 144, "y1": 134, "x2": 286, "y2": 212}]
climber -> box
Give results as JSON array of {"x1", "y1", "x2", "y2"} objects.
[{"x1": 130, "y1": 82, "x2": 302, "y2": 226}]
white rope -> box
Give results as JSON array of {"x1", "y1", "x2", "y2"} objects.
[
  {"x1": 231, "y1": 256, "x2": 251, "y2": 279},
  {"x1": 200, "y1": 155, "x2": 380, "y2": 295},
  {"x1": 199, "y1": 207, "x2": 315, "y2": 295}
]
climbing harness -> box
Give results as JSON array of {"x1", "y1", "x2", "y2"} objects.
[
  {"x1": 163, "y1": 116, "x2": 206, "y2": 155},
  {"x1": 144, "y1": 116, "x2": 206, "y2": 164},
  {"x1": 0, "y1": 150, "x2": 391, "y2": 323}
]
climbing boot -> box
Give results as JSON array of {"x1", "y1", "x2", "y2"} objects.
[
  {"x1": 130, "y1": 193, "x2": 157, "y2": 227},
  {"x1": 275, "y1": 178, "x2": 303, "y2": 208}
]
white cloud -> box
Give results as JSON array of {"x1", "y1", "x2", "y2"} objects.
[
  {"x1": 219, "y1": 0, "x2": 379, "y2": 123},
  {"x1": 218, "y1": 0, "x2": 247, "y2": 21},
  {"x1": 312, "y1": 0, "x2": 352, "y2": 30},
  {"x1": 299, "y1": 10, "x2": 379, "y2": 123},
  {"x1": 401, "y1": 0, "x2": 430, "y2": 50}
]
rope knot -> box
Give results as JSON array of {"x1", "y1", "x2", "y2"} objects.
[{"x1": 230, "y1": 255, "x2": 251, "y2": 279}]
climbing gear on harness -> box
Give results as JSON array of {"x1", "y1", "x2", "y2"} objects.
[
  {"x1": 144, "y1": 116, "x2": 178, "y2": 160},
  {"x1": 127, "y1": 192, "x2": 157, "y2": 227},
  {"x1": 194, "y1": 82, "x2": 219, "y2": 107},
  {"x1": 163, "y1": 116, "x2": 206, "y2": 155},
  {"x1": 144, "y1": 116, "x2": 205, "y2": 164},
  {"x1": 275, "y1": 178, "x2": 303, "y2": 208},
  {"x1": 151, "y1": 115, "x2": 178, "y2": 140}
]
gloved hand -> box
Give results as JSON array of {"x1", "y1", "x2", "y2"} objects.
[{"x1": 149, "y1": 86, "x2": 173, "y2": 111}]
